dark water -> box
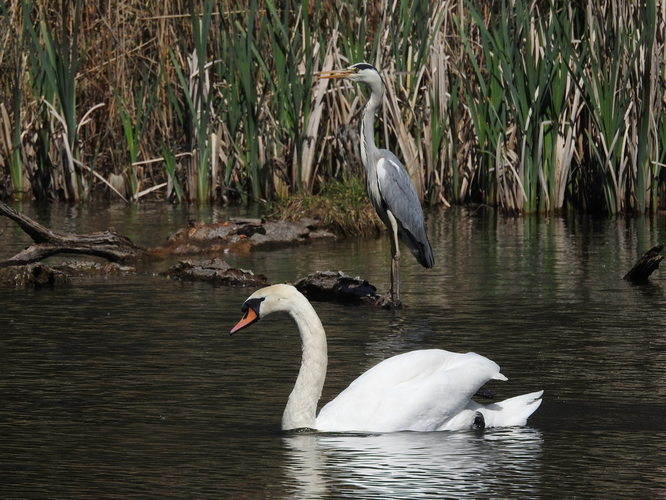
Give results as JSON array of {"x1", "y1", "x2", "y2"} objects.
[{"x1": 1, "y1": 203, "x2": 665, "y2": 498}]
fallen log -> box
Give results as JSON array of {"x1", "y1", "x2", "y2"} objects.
[
  {"x1": 0, "y1": 201, "x2": 144, "y2": 267},
  {"x1": 623, "y1": 244, "x2": 664, "y2": 282}
]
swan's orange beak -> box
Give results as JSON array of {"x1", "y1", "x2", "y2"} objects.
[
  {"x1": 315, "y1": 69, "x2": 354, "y2": 80},
  {"x1": 230, "y1": 307, "x2": 258, "y2": 335}
]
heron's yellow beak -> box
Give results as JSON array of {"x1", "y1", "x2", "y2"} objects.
[{"x1": 315, "y1": 69, "x2": 354, "y2": 80}]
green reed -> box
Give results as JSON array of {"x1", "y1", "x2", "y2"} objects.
[
  {"x1": 265, "y1": 0, "x2": 317, "y2": 193},
  {"x1": 166, "y1": 0, "x2": 215, "y2": 203},
  {"x1": 458, "y1": 5, "x2": 504, "y2": 207},
  {"x1": 162, "y1": 145, "x2": 183, "y2": 203},
  {"x1": 1, "y1": 1, "x2": 665, "y2": 213},
  {"x1": 6, "y1": 58, "x2": 23, "y2": 199},
  {"x1": 462, "y1": 1, "x2": 574, "y2": 213},
  {"x1": 117, "y1": 71, "x2": 157, "y2": 201},
  {"x1": 634, "y1": 0, "x2": 658, "y2": 213},
  {"x1": 214, "y1": 1, "x2": 261, "y2": 202},
  {"x1": 0, "y1": 3, "x2": 22, "y2": 199},
  {"x1": 579, "y1": 6, "x2": 632, "y2": 213},
  {"x1": 191, "y1": 0, "x2": 213, "y2": 203},
  {"x1": 21, "y1": 0, "x2": 85, "y2": 200}
]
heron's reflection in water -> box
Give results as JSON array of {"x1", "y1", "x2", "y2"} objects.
[{"x1": 283, "y1": 427, "x2": 543, "y2": 498}]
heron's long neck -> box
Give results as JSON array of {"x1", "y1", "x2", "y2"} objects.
[
  {"x1": 282, "y1": 296, "x2": 328, "y2": 431},
  {"x1": 360, "y1": 81, "x2": 384, "y2": 174}
]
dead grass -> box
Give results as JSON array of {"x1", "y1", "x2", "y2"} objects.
[{"x1": 268, "y1": 176, "x2": 382, "y2": 237}]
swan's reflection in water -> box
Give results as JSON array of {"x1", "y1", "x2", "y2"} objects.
[{"x1": 283, "y1": 427, "x2": 543, "y2": 498}]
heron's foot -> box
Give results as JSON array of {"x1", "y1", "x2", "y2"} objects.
[{"x1": 374, "y1": 293, "x2": 402, "y2": 310}]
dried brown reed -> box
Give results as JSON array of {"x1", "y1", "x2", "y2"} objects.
[{"x1": 0, "y1": 0, "x2": 664, "y2": 214}]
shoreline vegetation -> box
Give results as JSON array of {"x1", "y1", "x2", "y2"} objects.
[{"x1": 1, "y1": 1, "x2": 665, "y2": 220}]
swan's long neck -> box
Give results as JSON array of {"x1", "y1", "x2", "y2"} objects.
[{"x1": 282, "y1": 295, "x2": 328, "y2": 430}]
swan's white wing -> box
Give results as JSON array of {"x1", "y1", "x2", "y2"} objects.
[{"x1": 315, "y1": 349, "x2": 505, "y2": 432}]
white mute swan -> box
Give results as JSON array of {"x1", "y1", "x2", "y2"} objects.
[{"x1": 230, "y1": 284, "x2": 543, "y2": 432}]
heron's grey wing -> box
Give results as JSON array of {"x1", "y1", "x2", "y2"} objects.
[{"x1": 376, "y1": 151, "x2": 434, "y2": 268}]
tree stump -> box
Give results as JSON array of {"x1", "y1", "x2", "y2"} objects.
[{"x1": 623, "y1": 244, "x2": 664, "y2": 282}]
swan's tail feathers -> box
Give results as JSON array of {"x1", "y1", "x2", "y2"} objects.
[{"x1": 480, "y1": 390, "x2": 544, "y2": 428}]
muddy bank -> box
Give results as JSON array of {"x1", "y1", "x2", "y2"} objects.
[
  {"x1": 0, "y1": 201, "x2": 335, "y2": 267},
  {"x1": 0, "y1": 202, "x2": 393, "y2": 304},
  {"x1": 150, "y1": 217, "x2": 335, "y2": 257}
]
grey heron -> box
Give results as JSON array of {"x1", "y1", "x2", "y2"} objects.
[{"x1": 317, "y1": 62, "x2": 434, "y2": 307}]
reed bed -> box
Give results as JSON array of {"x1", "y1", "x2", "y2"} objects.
[{"x1": 0, "y1": 0, "x2": 664, "y2": 214}]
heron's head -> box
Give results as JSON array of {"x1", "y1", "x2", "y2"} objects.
[
  {"x1": 316, "y1": 62, "x2": 382, "y2": 86},
  {"x1": 230, "y1": 284, "x2": 299, "y2": 335}
]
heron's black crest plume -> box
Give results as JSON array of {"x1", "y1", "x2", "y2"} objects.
[{"x1": 350, "y1": 62, "x2": 377, "y2": 72}]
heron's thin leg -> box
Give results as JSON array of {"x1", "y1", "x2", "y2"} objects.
[
  {"x1": 391, "y1": 255, "x2": 400, "y2": 304},
  {"x1": 386, "y1": 210, "x2": 401, "y2": 305}
]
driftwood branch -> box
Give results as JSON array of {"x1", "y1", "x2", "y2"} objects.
[
  {"x1": 623, "y1": 244, "x2": 664, "y2": 282},
  {"x1": 0, "y1": 201, "x2": 144, "y2": 268}
]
